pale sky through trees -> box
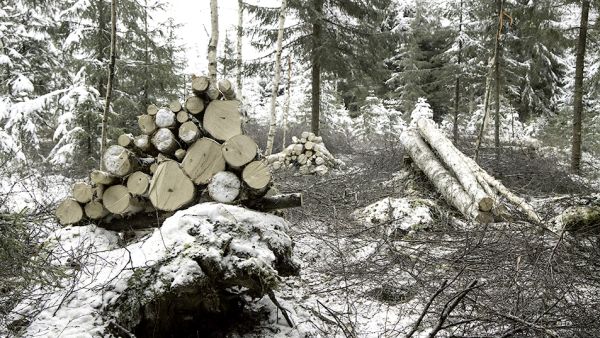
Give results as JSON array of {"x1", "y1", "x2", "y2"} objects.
[{"x1": 170, "y1": 0, "x2": 279, "y2": 74}]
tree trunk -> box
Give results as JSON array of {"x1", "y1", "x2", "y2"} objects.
[
  {"x1": 281, "y1": 54, "x2": 292, "y2": 149},
  {"x1": 452, "y1": 0, "x2": 463, "y2": 144},
  {"x1": 265, "y1": 0, "x2": 287, "y2": 155},
  {"x1": 138, "y1": 114, "x2": 157, "y2": 135},
  {"x1": 149, "y1": 161, "x2": 196, "y2": 211},
  {"x1": 474, "y1": 59, "x2": 494, "y2": 162},
  {"x1": 100, "y1": 0, "x2": 117, "y2": 170},
  {"x1": 311, "y1": 0, "x2": 323, "y2": 136},
  {"x1": 493, "y1": 0, "x2": 504, "y2": 163},
  {"x1": 236, "y1": 0, "x2": 244, "y2": 98},
  {"x1": 571, "y1": 0, "x2": 589, "y2": 174},
  {"x1": 208, "y1": 0, "x2": 219, "y2": 82},
  {"x1": 207, "y1": 171, "x2": 241, "y2": 203},
  {"x1": 400, "y1": 130, "x2": 492, "y2": 223},
  {"x1": 417, "y1": 119, "x2": 494, "y2": 211},
  {"x1": 155, "y1": 108, "x2": 176, "y2": 128},
  {"x1": 90, "y1": 169, "x2": 117, "y2": 185}
]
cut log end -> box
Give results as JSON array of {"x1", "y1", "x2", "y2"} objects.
[
  {"x1": 84, "y1": 200, "x2": 108, "y2": 220},
  {"x1": 207, "y1": 171, "x2": 241, "y2": 203},
  {"x1": 127, "y1": 171, "x2": 151, "y2": 196},
  {"x1": 149, "y1": 161, "x2": 196, "y2": 211},
  {"x1": 185, "y1": 96, "x2": 205, "y2": 115},
  {"x1": 103, "y1": 185, "x2": 143, "y2": 215},
  {"x1": 182, "y1": 138, "x2": 226, "y2": 185},
  {"x1": 222, "y1": 134, "x2": 258, "y2": 168},
  {"x1": 103, "y1": 145, "x2": 138, "y2": 177},
  {"x1": 72, "y1": 182, "x2": 93, "y2": 204},
  {"x1": 56, "y1": 199, "x2": 84, "y2": 225},
  {"x1": 203, "y1": 100, "x2": 242, "y2": 141},
  {"x1": 242, "y1": 161, "x2": 272, "y2": 191}
]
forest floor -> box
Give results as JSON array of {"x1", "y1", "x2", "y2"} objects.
[
  {"x1": 244, "y1": 143, "x2": 600, "y2": 337},
  {"x1": 2, "y1": 142, "x2": 600, "y2": 337}
]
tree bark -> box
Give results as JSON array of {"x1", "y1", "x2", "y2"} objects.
[
  {"x1": 208, "y1": 0, "x2": 219, "y2": 82},
  {"x1": 236, "y1": 0, "x2": 244, "y2": 98},
  {"x1": 452, "y1": 0, "x2": 463, "y2": 144},
  {"x1": 417, "y1": 119, "x2": 494, "y2": 211},
  {"x1": 571, "y1": 0, "x2": 590, "y2": 174},
  {"x1": 282, "y1": 54, "x2": 292, "y2": 149},
  {"x1": 99, "y1": 0, "x2": 117, "y2": 170},
  {"x1": 311, "y1": 0, "x2": 323, "y2": 136},
  {"x1": 493, "y1": 0, "x2": 504, "y2": 163},
  {"x1": 243, "y1": 193, "x2": 302, "y2": 211},
  {"x1": 400, "y1": 130, "x2": 492, "y2": 223},
  {"x1": 265, "y1": 0, "x2": 287, "y2": 155}
]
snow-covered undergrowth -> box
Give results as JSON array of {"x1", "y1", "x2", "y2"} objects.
[
  {"x1": 0, "y1": 172, "x2": 73, "y2": 212},
  {"x1": 352, "y1": 197, "x2": 433, "y2": 237},
  {"x1": 7, "y1": 203, "x2": 299, "y2": 337}
]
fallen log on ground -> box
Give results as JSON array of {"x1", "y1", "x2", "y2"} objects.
[{"x1": 401, "y1": 118, "x2": 543, "y2": 225}]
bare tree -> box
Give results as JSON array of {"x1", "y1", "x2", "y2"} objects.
[
  {"x1": 99, "y1": 0, "x2": 117, "y2": 170},
  {"x1": 452, "y1": 0, "x2": 463, "y2": 144},
  {"x1": 281, "y1": 54, "x2": 292, "y2": 149},
  {"x1": 265, "y1": 0, "x2": 287, "y2": 155},
  {"x1": 208, "y1": 0, "x2": 219, "y2": 82},
  {"x1": 236, "y1": 0, "x2": 244, "y2": 98}
]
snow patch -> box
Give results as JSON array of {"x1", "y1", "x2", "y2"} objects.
[{"x1": 353, "y1": 197, "x2": 434, "y2": 236}]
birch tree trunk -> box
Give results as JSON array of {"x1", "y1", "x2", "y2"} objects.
[
  {"x1": 236, "y1": 0, "x2": 244, "y2": 98},
  {"x1": 474, "y1": 59, "x2": 494, "y2": 162},
  {"x1": 208, "y1": 0, "x2": 219, "y2": 82},
  {"x1": 265, "y1": 0, "x2": 287, "y2": 156},
  {"x1": 99, "y1": 0, "x2": 117, "y2": 170},
  {"x1": 571, "y1": 0, "x2": 590, "y2": 174},
  {"x1": 281, "y1": 54, "x2": 292, "y2": 149}
]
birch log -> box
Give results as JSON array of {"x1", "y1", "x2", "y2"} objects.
[
  {"x1": 72, "y1": 182, "x2": 93, "y2": 204},
  {"x1": 208, "y1": 0, "x2": 219, "y2": 82},
  {"x1": 138, "y1": 115, "x2": 157, "y2": 135},
  {"x1": 182, "y1": 138, "x2": 226, "y2": 185},
  {"x1": 400, "y1": 130, "x2": 492, "y2": 223},
  {"x1": 203, "y1": 100, "x2": 242, "y2": 141},
  {"x1": 417, "y1": 118, "x2": 494, "y2": 211},
  {"x1": 207, "y1": 171, "x2": 241, "y2": 203},
  {"x1": 103, "y1": 145, "x2": 138, "y2": 177},
  {"x1": 149, "y1": 160, "x2": 196, "y2": 211},
  {"x1": 222, "y1": 134, "x2": 258, "y2": 168},
  {"x1": 185, "y1": 96, "x2": 205, "y2": 115},
  {"x1": 103, "y1": 185, "x2": 145, "y2": 215},
  {"x1": 56, "y1": 199, "x2": 84, "y2": 225}
]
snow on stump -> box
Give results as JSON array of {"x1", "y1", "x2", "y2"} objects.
[{"x1": 8, "y1": 203, "x2": 300, "y2": 337}]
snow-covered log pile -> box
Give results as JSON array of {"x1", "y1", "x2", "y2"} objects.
[
  {"x1": 400, "y1": 118, "x2": 542, "y2": 225},
  {"x1": 55, "y1": 76, "x2": 302, "y2": 227},
  {"x1": 266, "y1": 131, "x2": 345, "y2": 176},
  {"x1": 8, "y1": 203, "x2": 299, "y2": 337}
]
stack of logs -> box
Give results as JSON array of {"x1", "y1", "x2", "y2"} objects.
[
  {"x1": 55, "y1": 76, "x2": 301, "y2": 227},
  {"x1": 401, "y1": 118, "x2": 542, "y2": 225},
  {"x1": 267, "y1": 131, "x2": 344, "y2": 176}
]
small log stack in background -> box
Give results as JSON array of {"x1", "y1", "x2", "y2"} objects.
[
  {"x1": 55, "y1": 76, "x2": 302, "y2": 227},
  {"x1": 267, "y1": 131, "x2": 345, "y2": 176}
]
